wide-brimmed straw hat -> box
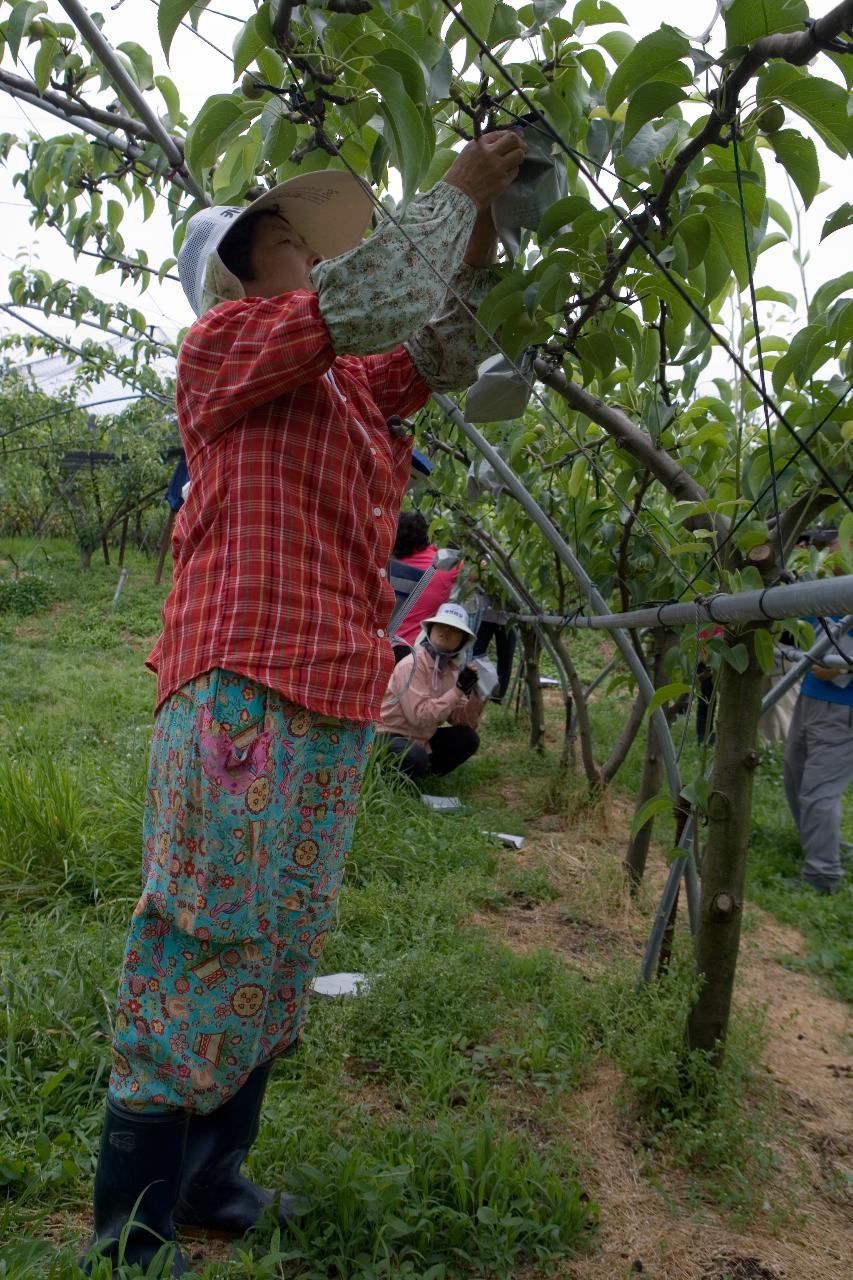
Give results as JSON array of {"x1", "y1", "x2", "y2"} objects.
[{"x1": 178, "y1": 170, "x2": 374, "y2": 316}]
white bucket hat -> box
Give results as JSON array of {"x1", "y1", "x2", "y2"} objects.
[
  {"x1": 420, "y1": 601, "x2": 477, "y2": 644},
  {"x1": 178, "y1": 170, "x2": 374, "y2": 317}
]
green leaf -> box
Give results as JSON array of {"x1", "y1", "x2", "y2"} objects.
[
  {"x1": 154, "y1": 75, "x2": 181, "y2": 125},
  {"x1": 212, "y1": 131, "x2": 261, "y2": 203},
  {"x1": 598, "y1": 30, "x2": 635, "y2": 63},
  {"x1": 721, "y1": 642, "x2": 749, "y2": 674},
  {"x1": 647, "y1": 682, "x2": 690, "y2": 716},
  {"x1": 675, "y1": 212, "x2": 710, "y2": 270},
  {"x1": 6, "y1": 0, "x2": 47, "y2": 63},
  {"x1": 768, "y1": 130, "x2": 819, "y2": 208},
  {"x1": 428, "y1": 44, "x2": 453, "y2": 102},
  {"x1": 260, "y1": 98, "x2": 296, "y2": 167},
  {"x1": 605, "y1": 25, "x2": 690, "y2": 114},
  {"x1": 757, "y1": 230, "x2": 787, "y2": 256},
  {"x1": 576, "y1": 331, "x2": 616, "y2": 378},
  {"x1": 771, "y1": 323, "x2": 829, "y2": 395},
  {"x1": 573, "y1": 0, "x2": 627, "y2": 24},
  {"x1": 107, "y1": 199, "x2": 123, "y2": 233},
  {"x1": 233, "y1": 13, "x2": 267, "y2": 78},
  {"x1": 629, "y1": 791, "x2": 672, "y2": 839},
  {"x1": 538, "y1": 65, "x2": 585, "y2": 142},
  {"x1": 364, "y1": 63, "x2": 431, "y2": 203},
  {"x1": 33, "y1": 35, "x2": 58, "y2": 94},
  {"x1": 578, "y1": 47, "x2": 608, "y2": 89},
  {"x1": 537, "y1": 194, "x2": 595, "y2": 241},
  {"x1": 681, "y1": 777, "x2": 710, "y2": 811},
  {"x1": 373, "y1": 48, "x2": 427, "y2": 105},
  {"x1": 810, "y1": 272, "x2": 853, "y2": 323},
  {"x1": 536, "y1": 253, "x2": 576, "y2": 312},
  {"x1": 567, "y1": 455, "x2": 585, "y2": 497},
  {"x1": 184, "y1": 94, "x2": 244, "y2": 174},
  {"x1": 117, "y1": 41, "x2": 155, "y2": 91},
  {"x1": 765, "y1": 197, "x2": 792, "y2": 238},
  {"x1": 489, "y1": 2, "x2": 521, "y2": 43},
  {"x1": 462, "y1": 0, "x2": 496, "y2": 40},
  {"x1": 157, "y1": 0, "x2": 198, "y2": 62},
  {"x1": 421, "y1": 146, "x2": 457, "y2": 188},
  {"x1": 704, "y1": 200, "x2": 749, "y2": 290},
  {"x1": 757, "y1": 65, "x2": 852, "y2": 159},
  {"x1": 753, "y1": 628, "x2": 775, "y2": 675},
  {"x1": 634, "y1": 325, "x2": 660, "y2": 386},
  {"x1": 256, "y1": 46, "x2": 285, "y2": 86},
  {"x1": 623, "y1": 81, "x2": 686, "y2": 147},
  {"x1": 753, "y1": 285, "x2": 796, "y2": 309},
  {"x1": 479, "y1": 277, "x2": 525, "y2": 340},
  {"x1": 724, "y1": 0, "x2": 808, "y2": 47},
  {"x1": 621, "y1": 119, "x2": 678, "y2": 169},
  {"x1": 821, "y1": 202, "x2": 853, "y2": 242}
]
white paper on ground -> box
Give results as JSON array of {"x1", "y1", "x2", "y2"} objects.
[
  {"x1": 421, "y1": 794, "x2": 463, "y2": 811},
  {"x1": 539, "y1": 676, "x2": 560, "y2": 687},
  {"x1": 482, "y1": 831, "x2": 525, "y2": 850},
  {"x1": 311, "y1": 972, "x2": 370, "y2": 998}
]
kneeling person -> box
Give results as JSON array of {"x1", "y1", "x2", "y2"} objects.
[{"x1": 380, "y1": 603, "x2": 482, "y2": 778}]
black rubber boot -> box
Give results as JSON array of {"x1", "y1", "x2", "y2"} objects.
[
  {"x1": 175, "y1": 1060, "x2": 300, "y2": 1237},
  {"x1": 86, "y1": 1097, "x2": 189, "y2": 1276}
]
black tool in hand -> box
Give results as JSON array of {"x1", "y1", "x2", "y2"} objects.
[{"x1": 457, "y1": 666, "x2": 479, "y2": 695}]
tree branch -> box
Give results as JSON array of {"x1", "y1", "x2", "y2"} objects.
[
  {"x1": 568, "y1": 0, "x2": 853, "y2": 339},
  {"x1": 0, "y1": 78, "x2": 195, "y2": 200},
  {"x1": 534, "y1": 359, "x2": 709, "y2": 507},
  {"x1": 0, "y1": 68, "x2": 156, "y2": 140}
]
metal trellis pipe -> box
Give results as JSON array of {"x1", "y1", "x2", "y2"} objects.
[
  {"x1": 57, "y1": 0, "x2": 209, "y2": 207},
  {"x1": 636, "y1": 612, "x2": 853, "y2": 984},
  {"x1": 511, "y1": 574, "x2": 853, "y2": 631},
  {"x1": 433, "y1": 393, "x2": 701, "y2": 932}
]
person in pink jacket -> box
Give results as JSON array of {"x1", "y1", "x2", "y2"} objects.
[{"x1": 379, "y1": 603, "x2": 482, "y2": 778}]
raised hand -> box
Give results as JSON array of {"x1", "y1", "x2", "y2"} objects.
[{"x1": 444, "y1": 131, "x2": 528, "y2": 211}]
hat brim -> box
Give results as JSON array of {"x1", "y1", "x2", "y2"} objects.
[
  {"x1": 420, "y1": 613, "x2": 477, "y2": 642},
  {"x1": 225, "y1": 170, "x2": 374, "y2": 261}
]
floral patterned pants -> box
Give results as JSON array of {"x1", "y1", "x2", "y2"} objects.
[{"x1": 109, "y1": 669, "x2": 373, "y2": 1113}]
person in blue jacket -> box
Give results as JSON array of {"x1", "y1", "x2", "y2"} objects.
[{"x1": 783, "y1": 542, "x2": 853, "y2": 892}]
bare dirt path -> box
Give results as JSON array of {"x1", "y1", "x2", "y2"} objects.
[{"x1": 479, "y1": 808, "x2": 852, "y2": 1280}]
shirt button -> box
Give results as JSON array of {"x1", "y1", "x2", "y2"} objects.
[
  {"x1": 376, "y1": 628, "x2": 385, "y2": 638},
  {"x1": 379, "y1": 568, "x2": 387, "y2": 578},
  {"x1": 373, "y1": 506, "x2": 382, "y2": 517}
]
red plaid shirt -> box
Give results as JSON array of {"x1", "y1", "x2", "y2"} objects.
[{"x1": 147, "y1": 290, "x2": 430, "y2": 720}]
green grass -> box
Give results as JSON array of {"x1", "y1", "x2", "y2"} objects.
[
  {"x1": 747, "y1": 741, "x2": 853, "y2": 1001},
  {"x1": 0, "y1": 538, "x2": 845, "y2": 1278}
]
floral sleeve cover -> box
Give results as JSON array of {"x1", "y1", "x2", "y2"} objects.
[
  {"x1": 404, "y1": 261, "x2": 501, "y2": 393},
  {"x1": 315, "y1": 182, "x2": 493, "y2": 373}
]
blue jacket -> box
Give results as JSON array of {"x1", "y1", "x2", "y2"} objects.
[{"x1": 802, "y1": 619, "x2": 853, "y2": 706}]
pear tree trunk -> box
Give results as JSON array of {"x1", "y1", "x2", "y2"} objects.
[
  {"x1": 624, "y1": 629, "x2": 677, "y2": 888},
  {"x1": 686, "y1": 627, "x2": 765, "y2": 1064},
  {"x1": 520, "y1": 626, "x2": 546, "y2": 752},
  {"x1": 551, "y1": 631, "x2": 598, "y2": 785}
]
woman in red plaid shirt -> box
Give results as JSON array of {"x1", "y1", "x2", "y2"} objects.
[{"x1": 87, "y1": 132, "x2": 526, "y2": 1274}]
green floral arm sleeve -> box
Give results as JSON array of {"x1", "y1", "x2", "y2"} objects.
[
  {"x1": 314, "y1": 182, "x2": 477, "y2": 356},
  {"x1": 404, "y1": 263, "x2": 501, "y2": 393}
]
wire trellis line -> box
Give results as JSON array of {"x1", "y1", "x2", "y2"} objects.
[{"x1": 438, "y1": 0, "x2": 853, "y2": 517}]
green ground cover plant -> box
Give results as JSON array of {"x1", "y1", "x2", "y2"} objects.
[{"x1": 0, "y1": 539, "x2": 848, "y2": 1278}]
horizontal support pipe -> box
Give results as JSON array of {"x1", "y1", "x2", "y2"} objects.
[{"x1": 512, "y1": 574, "x2": 853, "y2": 631}]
